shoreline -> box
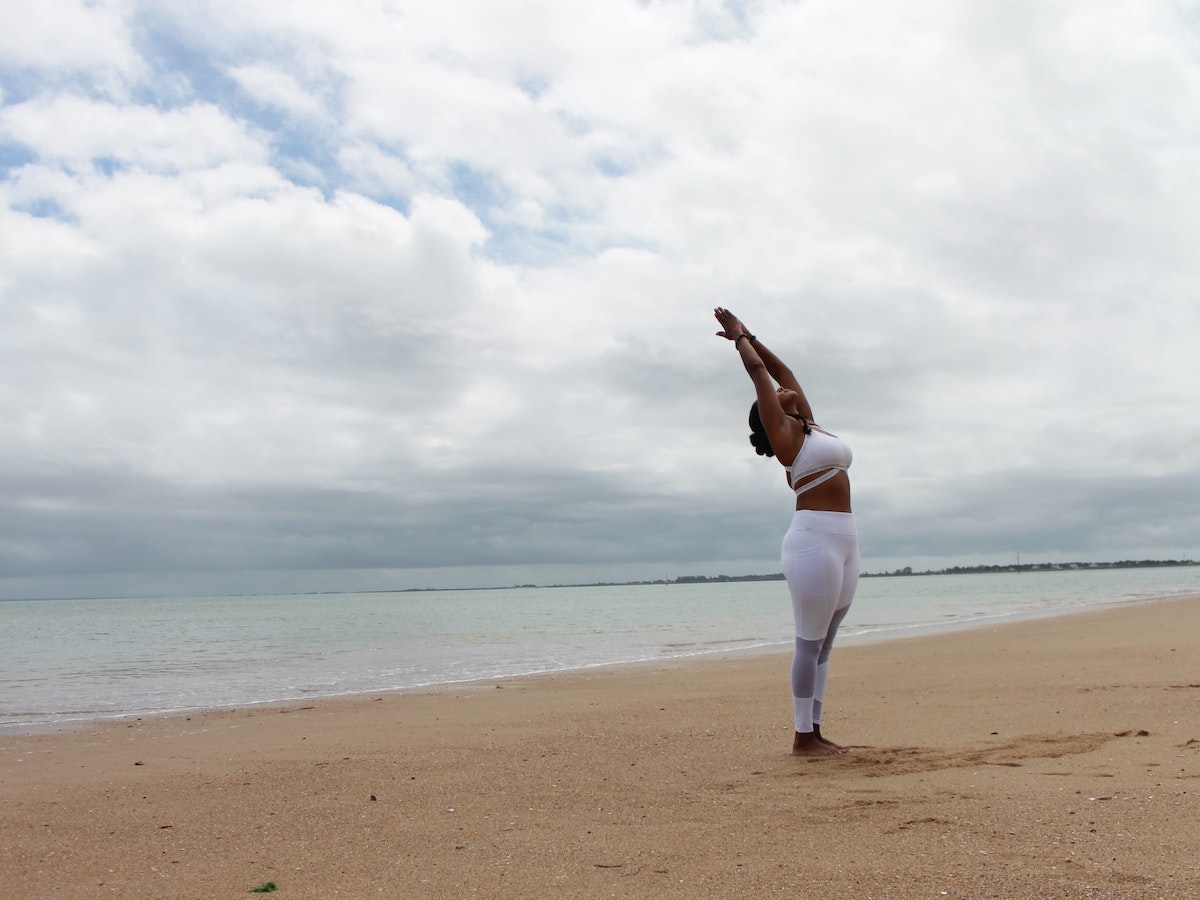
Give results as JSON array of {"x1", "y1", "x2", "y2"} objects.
[
  {"x1": 2, "y1": 589, "x2": 1189, "y2": 738},
  {"x1": 4, "y1": 593, "x2": 1200, "y2": 897},
  {"x1": 6, "y1": 558, "x2": 1196, "y2": 603}
]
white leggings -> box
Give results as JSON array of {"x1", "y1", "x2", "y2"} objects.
[{"x1": 781, "y1": 510, "x2": 859, "y2": 733}]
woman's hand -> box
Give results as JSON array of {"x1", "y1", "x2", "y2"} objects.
[{"x1": 714, "y1": 307, "x2": 747, "y2": 341}]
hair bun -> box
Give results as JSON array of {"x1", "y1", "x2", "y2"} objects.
[
  {"x1": 747, "y1": 402, "x2": 776, "y2": 458},
  {"x1": 749, "y1": 432, "x2": 775, "y2": 458}
]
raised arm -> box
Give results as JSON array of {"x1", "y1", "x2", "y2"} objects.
[
  {"x1": 714, "y1": 307, "x2": 808, "y2": 462},
  {"x1": 713, "y1": 308, "x2": 814, "y2": 420}
]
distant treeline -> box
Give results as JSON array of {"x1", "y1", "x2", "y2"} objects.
[
  {"x1": 868, "y1": 559, "x2": 1196, "y2": 577},
  {"x1": 672, "y1": 573, "x2": 785, "y2": 584},
  {"x1": 402, "y1": 558, "x2": 1196, "y2": 593},
  {"x1": 669, "y1": 559, "x2": 1196, "y2": 584}
]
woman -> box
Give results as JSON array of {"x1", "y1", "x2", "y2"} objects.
[{"x1": 714, "y1": 307, "x2": 859, "y2": 757}]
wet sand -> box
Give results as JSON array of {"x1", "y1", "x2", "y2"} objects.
[{"x1": 3, "y1": 595, "x2": 1199, "y2": 898}]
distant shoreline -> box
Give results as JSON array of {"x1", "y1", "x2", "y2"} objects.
[
  {"x1": 5, "y1": 559, "x2": 1195, "y2": 603},
  {"x1": 400, "y1": 557, "x2": 1199, "y2": 592}
]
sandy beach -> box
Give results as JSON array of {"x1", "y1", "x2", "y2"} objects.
[{"x1": 3, "y1": 595, "x2": 1198, "y2": 899}]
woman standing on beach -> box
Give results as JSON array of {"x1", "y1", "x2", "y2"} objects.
[{"x1": 714, "y1": 308, "x2": 859, "y2": 757}]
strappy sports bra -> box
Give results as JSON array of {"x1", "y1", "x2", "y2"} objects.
[{"x1": 786, "y1": 424, "x2": 852, "y2": 497}]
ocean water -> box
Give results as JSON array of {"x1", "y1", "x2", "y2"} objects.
[{"x1": 2, "y1": 565, "x2": 1198, "y2": 734}]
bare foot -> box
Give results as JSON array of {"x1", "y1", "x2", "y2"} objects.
[
  {"x1": 792, "y1": 731, "x2": 842, "y2": 757},
  {"x1": 814, "y1": 724, "x2": 851, "y2": 754}
]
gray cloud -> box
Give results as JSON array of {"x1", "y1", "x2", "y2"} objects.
[{"x1": 2, "y1": 0, "x2": 1198, "y2": 598}]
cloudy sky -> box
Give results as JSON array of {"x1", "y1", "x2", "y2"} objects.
[{"x1": 2, "y1": 0, "x2": 1198, "y2": 599}]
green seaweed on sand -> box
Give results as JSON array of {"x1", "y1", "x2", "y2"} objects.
[{"x1": 250, "y1": 882, "x2": 277, "y2": 893}]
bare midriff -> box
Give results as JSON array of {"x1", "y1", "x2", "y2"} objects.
[{"x1": 788, "y1": 469, "x2": 853, "y2": 513}]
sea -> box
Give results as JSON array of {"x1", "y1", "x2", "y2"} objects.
[{"x1": 3, "y1": 565, "x2": 1199, "y2": 734}]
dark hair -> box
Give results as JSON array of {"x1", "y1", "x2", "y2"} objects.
[
  {"x1": 748, "y1": 401, "x2": 811, "y2": 458},
  {"x1": 748, "y1": 402, "x2": 774, "y2": 457}
]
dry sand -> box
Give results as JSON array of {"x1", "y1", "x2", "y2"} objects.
[{"x1": 3, "y1": 595, "x2": 1199, "y2": 898}]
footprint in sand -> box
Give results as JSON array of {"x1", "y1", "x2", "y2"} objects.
[{"x1": 777, "y1": 731, "x2": 1136, "y2": 778}]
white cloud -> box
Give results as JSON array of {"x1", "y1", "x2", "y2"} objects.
[
  {"x1": 3, "y1": 0, "x2": 1200, "y2": 597},
  {"x1": 227, "y1": 64, "x2": 330, "y2": 122},
  {"x1": 1, "y1": 97, "x2": 266, "y2": 172},
  {"x1": 0, "y1": 0, "x2": 139, "y2": 88}
]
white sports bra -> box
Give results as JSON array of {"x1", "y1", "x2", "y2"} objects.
[{"x1": 786, "y1": 425, "x2": 852, "y2": 497}]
